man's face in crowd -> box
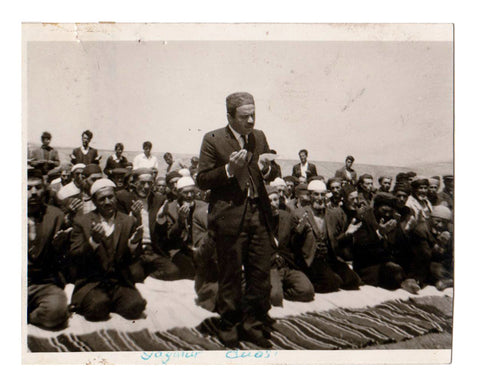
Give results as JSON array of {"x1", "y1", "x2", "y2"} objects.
[
  {"x1": 329, "y1": 181, "x2": 342, "y2": 198},
  {"x1": 135, "y1": 174, "x2": 153, "y2": 198},
  {"x1": 115, "y1": 146, "x2": 123, "y2": 158},
  {"x1": 112, "y1": 175, "x2": 125, "y2": 189},
  {"x1": 73, "y1": 170, "x2": 85, "y2": 189},
  {"x1": 60, "y1": 170, "x2": 71, "y2": 185},
  {"x1": 144, "y1": 146, "x2": 151, "y2": 157},
  {"x1": 276, "y1": 185, "x2": 286, "y2": 199},
  {"x1": 269, "y1": 192, "x2": 280, "y2": 216},
  {"x1": 375, "y1": 204, "x2": 395, "y2": 222},
  {"x1": 345, "y1": 159, "x2": 353, "y2": 169},
  {"x1": 164, "y1": 153, "x2": 173, "y2": 165},
  {"x1": 285, "y1": 181, "x2": 294, "y2": 196},
  {"x1": 81, "y1": 134, "x2": 90, "y2": 147},
  {"x1": 429, "y1": 183, "x2": 439, "y2": 193},
  {"x1": 395, "y1": 191, "x2": 409, "y2": 207},
  {"x1": 344, "y1": 191, "x2": 359, "y2": 211},
  {"x1": 310, "y1": 190, "x2": 327, "y2": 212},
  {"x1": 444, "y1": 179, "x2": 453, "y2": 191},
  {"x1": 430, "y1": 216, "x2": 449, "y2": 233},
  {"x1": 361, "y1": 178, "x2": 374, "y2": 193},
  {"x1": 297, "y1": 191, "x2": 311, "y2": 207},
  {"x1": 228, "y1": 104, "x2": 255, "y2": 136},
  {"x1": 179, "y1": 185, "x2": 196, "y2": 205},
  {"x1": 414, "y1": 185, "x2": 428, "y2": 200},
  {"x1": 155, "y1": 179, "x2": 167, "y2": 194},
  {"x1": 299, "y1": 151, "x2": 307, "y2": 164},
  {"x1": 298, "y1": 176, "x2": 307, "y2": 185},
  {"x1": 380, "y1": 178, "x2": 392, "y2": 192},
  {"x1": 93, "y1": 188, "x2": 116, "y2": 218},
  {"x1": 28, "y1": 178, "x2": 45, "y2": 208},
  {"x1": 168, "y1": 177, "x2": 180, "y2": 196},
  {"x1": 85, "y1": 173, "x2": 103, "y2": 194},
  {"x1": 41, "y1": 136, "x2": 51, "y2": 147}
]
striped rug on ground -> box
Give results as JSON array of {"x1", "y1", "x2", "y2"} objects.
[{"x1": 27, "y1": 295, "x2": 452, "y2": 352}]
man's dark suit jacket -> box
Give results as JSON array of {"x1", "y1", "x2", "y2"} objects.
[
  {"x1": 71, "y1": 147, "x2": 100, "y2": 165},
  {"x1": 292, "y1": 162, "x2": 318, "y2": 180},
  {"x1": 69, "y1": 210, "x2": 138, "y2": 307},
  {"x1": 28, "y1": 205, "x2": 65, "y2": 286},
  {"x1": 196, "y1": 126, "x2": 273, "y2": 236}
]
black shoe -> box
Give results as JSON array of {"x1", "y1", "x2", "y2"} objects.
[
  {"x1": 218, "y1": 326, "x2": 240, "y2": 349},
  {"x1": 240, "y1": 328, "x2": 272, "y2": 349}
]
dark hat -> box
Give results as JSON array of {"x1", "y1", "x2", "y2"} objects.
[
  {"x1": 411, "y1": 176, "x2": 429, "y2": 189},
  {"x1": 111, "y1": 168, "x2": 129, "y2": 176},
  {"x1": 283, "y1": 175, "x2": 298, "y2": 184},
  {"x1": 431, "y1": 175, "x2": 441, "y2": 181},
  {"x1": 443, "y1": 175, "x2": 454, "y2": 182},
  {"x1": 393, "y1": 182, "x2": 411, "y2": 194},
  {"x1": 373, "y1": 192, "x2": 397, "y2": 209},
  {"x1": 295, "y1": 183, "x2": 308, "y2": 195},
  {"x1": 226, "y1": 92, "x2": 255, "y2": 115},
  {"x1": 83, "y1": 164, "x2": 102, "y2": 177},
  {"x1": 166, "y1": 170, "x2": 182, "y2": 184},
  {"x1": 342, "y1": 184, "x2": 357, "y2": 199},
  {"x1": 406, "y1": 171, "x2": 417, "y2": 178},
  {"x1": 27, "y1": 168, "x2": 44, "y2": 180},
  {"x1": 396, "y1": 172, "x2": 408, "y2": 183}
]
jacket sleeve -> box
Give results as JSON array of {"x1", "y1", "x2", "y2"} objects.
[{"x1": 196, "y1": 134, "x2": 232, "y2": 191}]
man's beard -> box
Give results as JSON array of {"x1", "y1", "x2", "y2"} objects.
[
  {"x1": 28, "y1": 198, "x2": 45, "y2": 216},
  {"x1": 312, "y1": 201, "x2": 325, "y2": 213}
]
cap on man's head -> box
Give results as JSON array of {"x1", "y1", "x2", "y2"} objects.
[
  {"x1": 83, "y1": 164, "x2": 102, "y2": 178},
  {"x1": 177, "y1": 176, "x2": 195, "y2": 190},
  {"x1": 411, "y1": 176, "x2": 429, "y2": 188},
  {"x1": 71, "y1": 163, "x2": 86, "y2": 173},
  {"x1": 431, "y1": 205, "x2": 452, "y2": 221},
  {"x1": 266, "y1": 185, "x2": 279, "y2": 196},
  {"x1": 179, "y1": 168, "x2": 191, "y2": 177},
  {"x1": 166, "y1": 170, "x2": 181, "y2": 185},
  {"x1": 373, "y1": 192, "x2": 397, "y2": 209},
  {"x1": 295, "y1": 183, "x2": 308, "y2": 194},
  {"x1": 271, "y1": 177, "x2": 287, "y2": 188},
  {"x1": 307, "y1": 180, "x2": 327, "y2": 192},
  {"x1": 428, "y1": 178, "x2": 440, "y2": 186},
  {"x1": 90, "y1": 178, "x2": 116, "y2": 196},
  {"x1": 226, "y1": 92, "x2": 255, "y2": 115},
  {"x1": 406, "y1": 171, "x2": 417, "y2": 178},
  {"x1": 111, "y1": 168, "x2": 129, "y2": 176},
  {"x1": 443, "y1": 175, "x2": 454, "y2": 182},
  {"x1": 393, "y1": 182, "x2": 411, "y2": 194},
  {"x1": 41, "y1": 131, "x2": 52, "y2": 139},
  {"x1": 283, "y1": 175, "x2": 297, "y2": 184},
  {"x1": 28, "y1": 168, "x2": 44, "y2": 180}
]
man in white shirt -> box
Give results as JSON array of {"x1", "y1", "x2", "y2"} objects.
[
  {"x1": 133, "y1": 141, "x2": 159, "y2": 171},
  {"x1": 292, "y1": 149, "x2": 318, "y2": 181}
]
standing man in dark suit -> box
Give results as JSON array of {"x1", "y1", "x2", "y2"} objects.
[
  {"x1": 197, "y1": 92, "x2": 274, "y2": 348},
  {"x1": 292, "y1": 149, "x2": 318, "y2": 182},
  {"x1": 70, "y1": 130, "x2": 101, "y2": 165},
  {"x1": 335, "y1": 155, "x2": 358, "y2": 186}
]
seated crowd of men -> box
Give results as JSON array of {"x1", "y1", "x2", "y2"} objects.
[{"x1": 27, "y1": 131, "x2": 454, "y2": 331}]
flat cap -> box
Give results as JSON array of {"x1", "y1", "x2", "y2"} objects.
[{"x1": 373, "y1": 192, "x2": 397, "y2": 209}]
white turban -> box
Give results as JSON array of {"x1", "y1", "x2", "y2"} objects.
[
  {"x1": 90, "y1": 178, "x2": 116, "y2": 196},
  {"x1": 308, "y1": 180, "x2": 327, "y2": 192},
  {"x1": 176, "y1": 176, "x2": 195, "y2": 190}
]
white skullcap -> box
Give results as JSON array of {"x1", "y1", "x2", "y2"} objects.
[
  {"x1": 90, "y1": 178, "x2": 116, "y2": 196},
  {"x1": 57, "y1": 183, "x2": 81, "y2": 200},
  {"x1": 176, "y1": 176, "x2": 195, "y2": 190},
  {"x1": 431, "y1": 205, "x2": 452, "y2": 221},
  {"x1": 71, "y1": 163, "x2": 86, "y2": 172},
  {"x1": 271, "y1": 177, "x2": 287, "y2": 188},
  {"x1": 308, "y1": 180, "x2": 327, "y2": 192},
  {"x1": 178, "y1": 168, "x2": 191, "y2": 177}
]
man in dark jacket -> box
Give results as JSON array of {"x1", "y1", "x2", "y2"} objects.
[
  {"x1": 29, "y1": 131, "x2": 60, "y2": 175},
  {"x1": 27, "y1": 169, "x2": 70, "y2": 330},
  {"x1": 292, "y1": 149, "x2": 317, "y2": 181},
  {"x1": 70, "y1": 130, "x2": 101, "y2": 165}
]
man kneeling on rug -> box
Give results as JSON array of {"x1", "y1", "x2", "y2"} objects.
[{"x1": 69, "y1": 179, "x2": 146, "y2": 321}]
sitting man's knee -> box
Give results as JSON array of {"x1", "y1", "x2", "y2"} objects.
[
  {"x1": 116, "y1": 296, "x2": 146, "y2": 320},
  {"x1": 80, "y1": 292, "x2": 111, "y2": 322}
]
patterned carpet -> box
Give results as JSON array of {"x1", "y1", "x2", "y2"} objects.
[{"x1": 27, "y1": 295, "x2": 452, "y2": 352}]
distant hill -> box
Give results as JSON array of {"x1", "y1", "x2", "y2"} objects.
[{"x1": 27, "y1": 144, "x2": 453, "y2": 188}]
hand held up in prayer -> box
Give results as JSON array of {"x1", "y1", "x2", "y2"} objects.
[
  {"x1": 227, "y1": 149, "x2": 248, "y2": 176},
  {"x1": 68, "y1": 198, "x2": 83, "y2": 214},
  {"x1": 91, "y1": 222, "x2": 106, "y2": 244},
  {"x1": 178, "y1": 203, "x2": 191, "y2": 221},
  {"x1": 52, "y1": 227, "x2": 72, "y2": 250},
  {"x1": 438, "y1": 231, "x2": 451, "y2": 247},
  {"x1": 345, "y1": 218, "x2": 362, "y2": 235},
  {"x1": 131, "y1": 200, "x2": 144, "y2": 217},
  {"x1": 129, "y1": 225, "x2": 143, "y2": 244},
  {"x1": 378, "y1": 218, "x2": 397, "y2": 236}
]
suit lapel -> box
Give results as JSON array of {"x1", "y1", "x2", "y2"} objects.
[
  {"x1": 224, "y1": 126, "x2": 241, "y2": 152},
  {"x1": 113, "y1": 212, "x2": 125, "y2": 252}
]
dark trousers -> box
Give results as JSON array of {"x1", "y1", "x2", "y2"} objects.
[
  {"x1": 307, "y1": 258, "x2": 361, "y2": 293},
  {"x1": 215, "y1": 201, "x2": 272, "y2": 335},
  {"x1": 28, "y1": 283, "x2": 69, "y2": 330},
  {"x1": 356, "y1": 261, "x2": 406, "y2": 290},
  {"x1": 140, "y1": 251, "x2": 195, "y2": 282},
  {"x1": 270, "y1": 267, "x2": 314, "y2": 307},
  {"x1": 77, "y1": 282, "x2": 146, "y2": 322}
]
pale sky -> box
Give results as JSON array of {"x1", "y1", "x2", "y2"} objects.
[{"x1": 26, "y1": 40, "x2": 453, "y2": 166}]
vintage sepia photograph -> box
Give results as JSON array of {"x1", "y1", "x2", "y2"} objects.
[{"x1": 22, "y1": 23, "x2": 454, "y2": 364}]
